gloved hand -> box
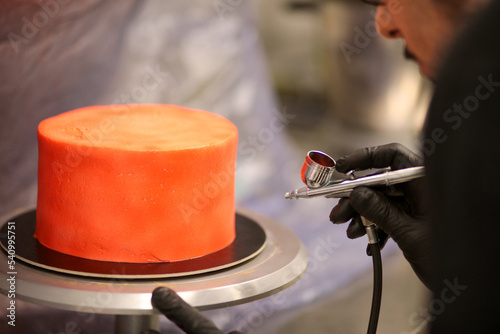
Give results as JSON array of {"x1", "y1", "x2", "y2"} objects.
[
  {"x1": 329, "y1": 143, "x2": 433, "y2": 289},
  {"x1": 141, "y1": 287, "x2": 242, "y2": 334}
]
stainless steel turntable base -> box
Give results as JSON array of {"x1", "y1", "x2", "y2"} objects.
[{"x1": 0, "y1": 208, "x2": 307, "y2": 334}]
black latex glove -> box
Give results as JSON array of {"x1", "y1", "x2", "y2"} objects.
[
  {"x1": 329, "y1": 143, "x2": 433, "y2": 289},
  {"x1": 143, "y1": 287, "x2": 242, "y2": 334}
]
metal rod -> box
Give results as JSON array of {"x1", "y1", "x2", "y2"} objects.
[
  {"x1": 115, "y1": 314, "x2": 160, "y2": 334},
  {"x1": 285, "y1": 166, "x2": 425, "y2": 199}
]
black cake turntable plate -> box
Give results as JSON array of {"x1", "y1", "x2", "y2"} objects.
[
  {"x1": 0, "y1": 210, "x2": 266, "y2": 279},
  {"x1": 0, "y1": 207, "x2": 308, "y2": 317}
]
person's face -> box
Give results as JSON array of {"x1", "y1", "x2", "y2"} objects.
[{"x1": 372, "y1": 0, "x2": 459, "y2": 79}]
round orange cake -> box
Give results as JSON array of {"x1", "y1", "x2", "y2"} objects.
[{"x1": 35, "y1": 104, "x2": 238, "y2": 263}]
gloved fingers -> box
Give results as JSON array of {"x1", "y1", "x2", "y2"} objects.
[
  {"x1": 379, "y1": 184, "x2": 405, "y2": 197},
  {"x1": 372, "y1": 182, "x2": 427, "y2": 216},
  {"x1": 346, "y1": 216, "x2": 366, "y2": 239},
  {"x1": 329, "y1": 199, "x2": 366, "y2": 239},
  {"x1": 349, "y1": 187, "x2": 405, "y2": 237},
  {"x1": 377, "y1": 229, "x2": 390, "y2": 249},
  {"x1": 335, "y1": 143, "x2": 423, "y2": 173},
  {"x1": 330, "y1": 198, "x2": 357, "y2": 224},
  {"x1": 151, "y1": 287, "x2": 223, "y2": 334}
]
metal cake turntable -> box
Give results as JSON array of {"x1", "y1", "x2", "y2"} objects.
[{"x1": 0, "y1": 207, "x2": 308, "y2": 334}]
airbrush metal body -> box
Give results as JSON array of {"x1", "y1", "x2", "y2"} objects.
[{"x1": 285, "y1": 150, "x2": 425, "y2": 200}]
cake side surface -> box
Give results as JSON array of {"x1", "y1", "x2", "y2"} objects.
[{"x1": 35, "y1": 104, "x2": 238, "y2": 263}]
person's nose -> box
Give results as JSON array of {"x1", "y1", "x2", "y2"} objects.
[{"x1": 375, "y1": 6, "x2": 400, "y2": 39}]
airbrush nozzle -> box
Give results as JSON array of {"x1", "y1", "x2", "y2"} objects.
[{"x1": 284, "y1": 188, "x2": 309, "y2": 200}]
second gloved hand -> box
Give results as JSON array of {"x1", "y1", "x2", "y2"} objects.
[
  {"x1": 329, "y1": 143, "x2": 433, "y2": 289},
  {"x1": 145, "y1": 287, "x2": 242, "y2": 334}
]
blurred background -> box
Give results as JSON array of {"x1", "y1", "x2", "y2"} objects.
[
  {"x1": 257, "y1": 0, "x2": 431, "y2": 152},
  {"x1": 0, "y1": 0, "x2": 432, "y2": 333}
]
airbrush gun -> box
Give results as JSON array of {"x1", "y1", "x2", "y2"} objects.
[
  {"x1": 284, "y1": 149, "x2": 426, "y2": 334},
  {"x1": 284, "y1": 150, "x2": 425, "y2": 200}
]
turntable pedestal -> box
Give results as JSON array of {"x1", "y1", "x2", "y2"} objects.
[
  {"x1": 116, "y1": 314, "x2": 160, "y2": 333},
  {"x1": 0, "y1": 208, "x2": 307, "y2": 334}
]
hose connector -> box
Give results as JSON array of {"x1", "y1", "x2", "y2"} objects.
[{"x1": 362, "y1": 217, "x2": 379, "y2": 245}]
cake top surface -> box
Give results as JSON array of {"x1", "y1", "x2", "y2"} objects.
[{"x1": 38, "y1": 104, "x2": 238, "y2": 151}]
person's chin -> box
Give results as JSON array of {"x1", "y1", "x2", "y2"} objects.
[
  {"x1": 419, "y1": 63, "x2": 430, "y2": 78},
  {"x1": 405, "y1": 48, "x2": 433, "y2": 79},
  {"x1": 416, "y1": 60, "x2": 435, "y2": 81}
]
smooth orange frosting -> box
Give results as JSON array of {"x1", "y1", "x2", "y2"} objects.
[{"x1": 35, "y1": 104, "x2": 238, "y2": 262}]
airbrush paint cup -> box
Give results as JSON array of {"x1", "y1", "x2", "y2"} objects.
[{"x1": 300, "y1": 150, "x2": 336, "y2": 189}]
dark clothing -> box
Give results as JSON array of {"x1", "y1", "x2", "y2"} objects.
[{"x1": 424, "y1": 0, "x2": 500, "y2": 332}]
